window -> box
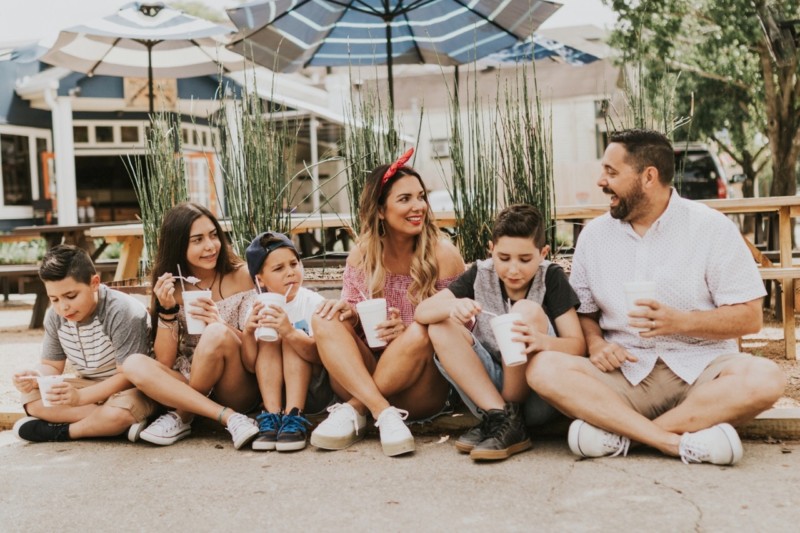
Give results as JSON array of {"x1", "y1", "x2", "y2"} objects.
[
  {"x1": 73, "y1": 126, "x2": 89, "y2": 143},
  {"x1": 95, "y1": 126, "x2": 114, "y2": 143},
  {"x1": 1, "y1": 134, "x2": 33, "y2": 205},
  {"x1": 121, "y1": 126, "x2": 139, "y2": 143},
  {"x1": 431, "y1": 138, "x2": 450, "y2": 159}
]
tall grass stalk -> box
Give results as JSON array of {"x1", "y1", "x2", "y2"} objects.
[
  {"x1": 605, "y1": 61, "x2": 691, "y2": 137},
  {"x1": 342, "y1": 84, "x2": 399, "y2": 236},
  {"x1": 215, "y1": 81, "x2": 298, "y2": 257},
  {"x1": 495, "y1": 62, "x2": 556, "y2": 250},
  {"x1": 126, "y1": 112, "x2": 188, "y2": 274},
  {"x1": 446, "y1": 66, "x2": 498, "y2": 263}
]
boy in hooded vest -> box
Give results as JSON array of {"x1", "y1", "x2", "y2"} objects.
[{"x1": 416, "y1": 204, "x2": 586, "y2": 461}]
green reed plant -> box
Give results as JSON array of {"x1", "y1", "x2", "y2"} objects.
[
  {"x1": 215, "y1": 82, "x2": 298, "y2": 257},
  {"x1": 126, "y1": 112, "x2": 188, "y2": 274},
  {"x1": 605, "y1": 60, "x2": 691, "y2": 137},
  {"x1": 444, "y1": 65, "x2": 498, "y2": 263},
  {"x1": 342, "y1": 83, "x2": 400, "y2": 236},
  {"x1": 496, "y1": 62, "x2": 557, "y2": 250}
]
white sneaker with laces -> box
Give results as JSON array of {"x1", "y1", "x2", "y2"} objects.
[
  {"x1": 140, "y1": 411, "x2": 191, "y2": 446},
  {"x1": 679, "y1": 423, "x2": 743, "y2": 465},
  {"x1": 568, "y1": 419, "x2": 630, "y2": 458},
  {"x1": 127, "y1": 421, "x2": 146, "y2": 443},
  {"x1": 310, "y1": 403, "x2": 368, "y2": 450},
  {"x1": 226, "y1": 413, "x2": 259, "y2": 450},
  {"x1": 375, "y1": 406, "x2": 415, "y2": 457}
]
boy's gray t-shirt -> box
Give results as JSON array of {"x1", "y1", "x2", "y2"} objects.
[{"x1": 41, "y1": 284, "x2": 151, "y2": 380}]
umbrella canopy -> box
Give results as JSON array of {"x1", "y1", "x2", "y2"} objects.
[
  {"x1": 227, "y1": 0, "x2": 562, "y2": 106},
  {"x1": 492, "y1": 34, "x2": 600, "y2": 65},
  {"x1": 41, "y1": 1, "x2": 245, "y2": 113}
]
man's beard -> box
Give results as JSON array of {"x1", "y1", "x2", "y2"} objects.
[{"x1": 606, "y1": 180, "x2": 645, "y2": 221}]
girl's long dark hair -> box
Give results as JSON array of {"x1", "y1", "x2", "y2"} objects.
[{"x1": 149, "y1": 202, "x2": 242, "y2": 331}]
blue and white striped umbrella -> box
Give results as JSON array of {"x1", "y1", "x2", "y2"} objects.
[
  {"x1": 41, "y1": 1, "x2": 245, "y2": 113},
  {"x1": 227, "y1": 0, "x2": 562, "y2": 105}
]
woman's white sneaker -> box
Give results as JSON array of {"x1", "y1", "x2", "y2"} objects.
[
  {"x1": 140, "y1": 411, "x2": 191, "y2": 446},
  {"x1": 310, "y1": 403, "x2": 367, "y2": 450},
  {"x1": 375, "y1": 406, "x2": 415, "y2": 457},
  {"x1": 226, "y1": 413, "x2": 259, "y2": 450}
]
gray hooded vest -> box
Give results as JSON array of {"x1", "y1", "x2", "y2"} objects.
[{"x1": 473, "y1": 257, "x2": 550, "y2": 361}]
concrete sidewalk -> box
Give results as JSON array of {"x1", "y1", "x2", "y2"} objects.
[
  {"x1": 1, "y1": 427, "x2": 799, "y2": 532},
  {"x1": 2, "y1": 295, "x2": 800, "y2": 530}
]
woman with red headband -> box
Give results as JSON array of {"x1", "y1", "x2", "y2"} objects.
[{"x1": 310, "y1": 149, "x2": 465, "y2": 456}]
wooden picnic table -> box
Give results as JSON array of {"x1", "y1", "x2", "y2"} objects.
[{"x1": 557, "y1": 196, "x2": 800, "y2": 359}]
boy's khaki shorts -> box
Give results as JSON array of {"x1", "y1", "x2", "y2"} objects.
[
  {"x1": 585, "y1": 353, "x2": 749, "y2": 420},
  {"x1": 21, "y1": 377, "x2": 157, "y2": 423}
]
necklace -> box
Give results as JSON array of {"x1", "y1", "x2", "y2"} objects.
[{"x1": 196, "y1": 270, "x2": 218, "y2": 291}]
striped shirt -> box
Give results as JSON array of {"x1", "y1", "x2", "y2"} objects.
[{"x1": 42, "y1": 285, "x2": 151, "y2": 380}]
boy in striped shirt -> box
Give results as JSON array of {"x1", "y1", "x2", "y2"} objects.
[{"x1": 12, "y1": 245, "x2": 157, "y2": 442}]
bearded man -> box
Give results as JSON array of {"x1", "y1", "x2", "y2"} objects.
[{"x1": 526, "y1": 129, "x2": 784, "y2": 465}]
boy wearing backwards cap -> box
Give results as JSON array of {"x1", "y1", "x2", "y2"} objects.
[{"x1": 243, "y1": 232, "x2": 334, "y2": 451}]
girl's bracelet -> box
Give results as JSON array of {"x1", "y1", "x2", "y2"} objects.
[{"x1": 158, "y1": 318, "x2": 179, "y2": 330}]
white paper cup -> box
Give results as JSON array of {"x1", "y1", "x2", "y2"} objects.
[
  {"x1": 37, "y1": 375, "x2": 65, "y2": 407},
  {"x1": 356, "y1": 298, "x2": 388, "y2": 348},
  {"x1": 183, "y1": 289, "x2": 211, "y2": 335},
  {"x1": 255, "y1": 293, "x2": 286, "y2": 342},
  {"x1": 624, "y1": 281, "x2": 656, "y2": 331},
  {"x1": 490, "y1": 313, "x2": 527, "y2": 367}
]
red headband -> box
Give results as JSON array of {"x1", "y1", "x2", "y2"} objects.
[{"x1": 381, "y1": 147, "x2": 415, "y2": 190}]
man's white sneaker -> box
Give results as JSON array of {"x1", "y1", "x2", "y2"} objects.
[
  {"x1": 568, "y1": 419, "x2": 630, "y2": 458},
  {"x1": 309, "y1": 403, "x2": 368, "y2": 450},
  {"x1": 140, "y1": 411, "x2": 191, "y2": 445},
  {"x1": 375, "y1": 406, "x2": 415, "y2": 457},
  {"x1": 226, "y1": 413, "x2": 259, "y2": 450},
  {"x1": 679, "y1": 423, "x2": 743, "y2": 465}
]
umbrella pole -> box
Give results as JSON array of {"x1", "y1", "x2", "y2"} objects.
[
  {"x1": 385, "y1": 21, "x2": 394, "y2": 109},
  {"x1": 147, "y1": 43, "x2": 154, "y2": 115}
]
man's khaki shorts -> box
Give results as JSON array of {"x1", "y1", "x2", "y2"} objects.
[
  {"x1": 21, "y1": 377, "x2": 157, "y2": 423},
  {"x1": 585, "y1": 353, "x2": 750, "y2": 420}
]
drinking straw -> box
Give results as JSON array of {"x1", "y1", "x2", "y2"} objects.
[
  {"x1": 284, "y1": 283, "x2": 293, "y2": 299},
  {"x1": 176, "y1": 264, "x2": 186, "y2": 292},
  {"x1": 254, "y1": 277, "x2": 262, "y2": 294},
  {"x1": 482, "y1": 310, "x2": 499, "y2": 317}
]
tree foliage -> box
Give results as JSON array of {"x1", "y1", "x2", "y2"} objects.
[{"x1": 607, "y1": 0, "x2": 800, "y2": 196}]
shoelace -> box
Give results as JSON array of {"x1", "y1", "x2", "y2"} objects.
[
  {"x1": 325, "y1": 403, "x2": 362, "y2": 436},
  {"x1": 280, "y1": 413, "x2": 311, "y2": 436},
  {"x1": 226, "y1": 414, "x2": 253, "y2": 436},
  {"x1": 374, "y1": 407, "x2": 410, "y2": 432},
  {"x1": 256, "y1": 412, "x2": 281, "y2": 432},
  {"x1": 678, "y1": 436, "x2": 706, "y2": 464},
  {"x1": 605, "y1": 433, "x2": 630, "y2": 458},
  {"x1": 150, "y1": 412, "x2": 182, "y2": 434}
]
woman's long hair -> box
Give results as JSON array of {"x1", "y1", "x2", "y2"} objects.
[
  {"x1": 149, "y1": 202, "x2": 242, "y2": 325},
  {"x1": 358, "y1": 165, "x2": 440, "y2": 305}
]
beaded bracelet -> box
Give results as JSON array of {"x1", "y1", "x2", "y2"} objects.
[
  {"x1": 157, "y1": 317, "x2": 178, "y2": 329},
  {"x1": 156, "y1": 301, "x2": 180, "y2": 315}
]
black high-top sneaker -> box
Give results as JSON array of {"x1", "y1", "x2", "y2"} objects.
[{"x1": 469, "y1": 402, "x2": 532, "y2": 461}]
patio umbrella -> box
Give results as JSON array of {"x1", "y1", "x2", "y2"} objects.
[
  {"x1": 226, "y1": 0, "x2": 562, "y2": 106},
  {"x1": 40, "y1": 1, "x2": 245, "y2": 113}
]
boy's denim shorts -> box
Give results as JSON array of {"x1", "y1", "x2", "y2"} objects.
[{"x1": 434, "y1": 328, "x2": 561, "y2": 427}]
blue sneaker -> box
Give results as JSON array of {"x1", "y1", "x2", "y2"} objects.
[
  {"x1": 276, "y1": 407, "x2": 312, "y2": 452},
  {"x1": 252, "y1": 411, "x2": 282, "y2": 451}
]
